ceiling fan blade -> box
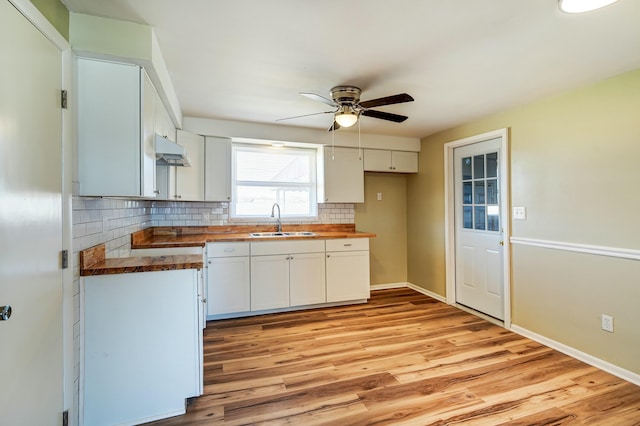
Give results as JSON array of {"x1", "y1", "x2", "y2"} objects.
[
  {"x1": 327, "y1": 120, "x2": 341, "y2": 132},
  {"x1": 300, "y1": 92, "x2": 338, "y2": 107},
  {"x1": 359, "y1": 93, "x2": 414, "y2": 109},
  {"x1": 276, "y1": 110, "x2": 334, "y2": 121},
  {"x1": 362, "y1": 109, "x2": 408, "y2": 123}
]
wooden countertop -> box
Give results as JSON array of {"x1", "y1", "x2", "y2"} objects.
[
  {"x1": 80, "y1": 244, "x2": 203, "y2": 276},
  {"x1": 131, "y1": 224, "x2": 376, "y2": 249},
  {"x1": 80, "y1": 225, "x2": 374, "y2": 276}
]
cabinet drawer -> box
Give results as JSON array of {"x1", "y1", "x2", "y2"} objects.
[
  {"x1": 206, "y1": 242, "x2": 250, "y2": 257},
  {"x1": 251, "y1": 240, "x2": 325, "y2": 256},
  {"x1": 325, "y1": 238, "x2": 369, "y2": 252}
]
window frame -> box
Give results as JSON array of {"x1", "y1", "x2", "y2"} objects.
[{"x1": 230, "y1": 143, "x2": 318, "y2": 220}]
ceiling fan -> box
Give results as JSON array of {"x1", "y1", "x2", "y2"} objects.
[{"x1": 278, "y1": 85, "x2": 414, "y2": 131}]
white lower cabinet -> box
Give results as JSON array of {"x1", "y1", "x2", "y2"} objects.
[
  {"x1": 206, "y1": 242, "x2": 250, "y2": 315},
  {"x1": 326, "y1": 238, "x2": 371, "y2": 302},
  {"x1": 290, "y1": 252, "x2": 326, "y2": 306},
  {"x1": 250, "y1": 240, "x2": 326, "y2": 311},
  {"x1": 82, "y1": 269, "x2": 201, "y2": 426},
  {"x1": 206, "y1": 238, "x2": 369, "y2": 317},
  {"x1": 250, "y1": 254, "x2": 290, "y2": 310}
]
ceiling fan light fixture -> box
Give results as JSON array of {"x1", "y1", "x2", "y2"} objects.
[
  {"x1": 559, "y1": 0, "x2": 620, "y2": 13},
  {"x1": 335, "y1": 106, "x2": 358, "y2": 128}
]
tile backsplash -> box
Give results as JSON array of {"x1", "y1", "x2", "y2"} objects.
[{"x1": 150, "y1": 201, "x2": 355, "y2": 227}]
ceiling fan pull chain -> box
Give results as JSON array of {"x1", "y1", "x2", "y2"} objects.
[
  {"x1": 331, "y1": 122, "x2": 335, "y2": 160},
  {"x1": 358, "y1": 118, "x2": 362, "y2": 160}
]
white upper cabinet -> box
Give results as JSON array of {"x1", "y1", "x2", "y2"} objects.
[
  {"x1": 154, "y1": 92, "x2": 176, "y2": 142},
  {"x1": 205, "y1": 136, "x2": 232, "y2": 202},
  {"x1": 174, "y1": 130, "x2": 205, "y2": 201},
  {"x1": 320, "y1": 146, "x2": 364, "y2": 203},
  {"x1": 77, "y1": 57, "x2": 157, "y2": 197},
  {"x1": 363, "y1": 149, "x2": 418, "y2": 173}
]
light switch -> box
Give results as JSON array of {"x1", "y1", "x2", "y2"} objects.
[
  {"x1": 377, "y1": 192, "x2": 383, "y2": 201},
  {"x1": 513, "y1": 206, "x2": 526, "y2": 220}
]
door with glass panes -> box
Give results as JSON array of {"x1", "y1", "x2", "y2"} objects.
[{"x1": 454, "y1": 138, "x2": 504, "y2": 320}]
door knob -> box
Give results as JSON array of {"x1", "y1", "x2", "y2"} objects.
[
  {"x1": 0, "y1": 305, "x2": 12, "y2": 321},
  {"x1": 499, "y1": 241, "x2": 504, "y2": 246}
]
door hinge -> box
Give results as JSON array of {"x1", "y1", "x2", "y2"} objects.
[
  {"x1": 62, "y1": 410, "x2": 68, "y2": 426},
  {"x1": 61, "y1": 250, "x2": 68, "y2": 269},
  {"x1": 61, "y1": 90, "x2": 68, "y2": 109}
]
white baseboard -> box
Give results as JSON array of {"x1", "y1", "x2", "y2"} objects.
[
  {"x1": 511, "y1": 325, "x2": 640, "y2": 387},
  {"x1": 371, "y1": 281, "x2": 447, "y2": 303},
  {"x1": 370, "y1": 282, "x2": 408, "y2": 291},
  {"x1": 406, "y1": 282, "x2": 447, "y2": 303}
]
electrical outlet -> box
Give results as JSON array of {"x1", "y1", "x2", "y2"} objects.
[
  {"x1": 513, "y1": 206, "x2": 527, "y2": 220},
  {"x1": 377, "y1": 192, "x2": 383, "y2": 201},
  {"x1": 601, "y1": 314, "x2": 614, "y2": 333},
  {"x1": 202, "y1": 212, "x2": 210, "y2": 222}
]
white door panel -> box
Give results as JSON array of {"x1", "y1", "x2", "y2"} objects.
[
  {"x1": 454, "y1": 138, "x2": 504, "y2": 320},
  {"x1": 0, "y1": 1, "x2": 63, "y2": 423}
]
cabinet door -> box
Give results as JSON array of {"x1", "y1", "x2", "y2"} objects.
[
  {"x1": 289, "y1": 252, "x2": 326, "y2": 306},
  {"x1": 391, "y1": 151, "x2": 418, "y2": 173},
  {"x1": 205, "y1": 136, "x2": 232, "y2": 201},
  {"x1": 251, "y1": 255, "x2": 290, "y2": 310},
  {"x1": 321, "y1": 147, "x2": 364, "y2": 203},
  {"x1": 154, "y1": 92, "x2": 176, "y2": 142},
  {"x1": 176, "y1": 130, "x2": 205, "y2": 201},
  {"x1": 141, "y1": 71, "x2": 157, "y2": 197},
  {"x1": 77, "y1": 58, "x2": 142, "y2": 197},
  {"x1": 363, "y1": 149, "x2": 393, "y2": 172},
  {"x1": 326, "y1": 250, "x2": 370, "y2": 302},
  {"x1": 207, "y1": 256, "x2": 250, "y2": 315}
]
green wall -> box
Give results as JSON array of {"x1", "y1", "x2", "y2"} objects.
[
  {"x1": 407, "y1": 68, "x2": 640, "y2": 374},
  {"x1": 30, "y1": 0, "x2": 69, "y2": 40},
  {"x1": 356, "y1": 172, "x2": 408, "y2": 285}
]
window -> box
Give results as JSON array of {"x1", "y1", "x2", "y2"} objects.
[
  {"x1": 461, "y1": 151, "x2": 500, "y2": 232},
  {"x1": 231, "y1": 144, "x2": 317, "y2": 219}
]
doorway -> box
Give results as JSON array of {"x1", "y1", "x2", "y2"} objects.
[{"x1": 444, "y1": 129, "x2": 511, "y2": 327}]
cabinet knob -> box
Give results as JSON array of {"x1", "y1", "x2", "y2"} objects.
[
  {"x1": 326, "y1": 254, "x2": 331, "y2": 258},
  {"x1": 176, "y1": 195, "x2": 182, "y2": 199}
]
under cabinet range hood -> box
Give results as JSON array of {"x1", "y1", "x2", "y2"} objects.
[{"x1": 154, "y1": 134, "x2": 191, "y2": 166}]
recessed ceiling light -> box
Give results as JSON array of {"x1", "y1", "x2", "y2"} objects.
[{"x1": 559, "y1": 0, "x2": 620, "y2": 13}]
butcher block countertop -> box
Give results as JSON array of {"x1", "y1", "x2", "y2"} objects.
[
  {"x1": 131, "y1": 224, "x2": 376, "y2": 249},
  {"x1": 80, "y1": 225, "x2": 374, "y2": 276},
  {"x1": 80, "y1": 243, "x2": 203, "y2": 276}
]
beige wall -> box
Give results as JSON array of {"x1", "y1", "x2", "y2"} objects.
[
  {"x1": 407, "y1": 68, "x2": 640, "y2": 374},
  {"x1": 356, "y1": 172, "x2": 408, "y2": 285}
]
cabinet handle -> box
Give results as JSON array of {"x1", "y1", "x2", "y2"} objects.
[
  {"x1": 176, "y1": 195, "x2": 182, "y2": 199},
  {"x1": 344, "y1": 243, "x2": 352, "y2": 247},
  {"x1": 290, "y1": 256, "x2": 294, "y2": 260},
  {"x1": 153, "y1": 190, "x2": 160, "y2": 194},
  {"x1": 208, "y1": 260, "x2": 212, "y2": 264}
]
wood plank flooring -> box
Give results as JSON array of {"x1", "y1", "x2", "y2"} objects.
[{"x1": 146, "y1": 288, "x2": 640, "y2": 425}]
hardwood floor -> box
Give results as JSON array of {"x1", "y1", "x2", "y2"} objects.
[{"x1": 146, "y1": 288, "x2": 640, "y2": 425}]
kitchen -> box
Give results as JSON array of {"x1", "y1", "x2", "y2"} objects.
[{"x1": 2, "y1": 0, "x2": 640, "y2": 424}]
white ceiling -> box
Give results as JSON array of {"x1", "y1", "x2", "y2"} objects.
[{"x1": 61, "y1": 0, "x2": 640, "y2": 139}]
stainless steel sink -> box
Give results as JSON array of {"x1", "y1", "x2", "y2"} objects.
[{"x1": 249, "y1": 231, "x2": 317, "y2": 238}]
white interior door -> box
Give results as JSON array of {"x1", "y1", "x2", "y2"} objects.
[
  {"x1": 454, "y1": 137, "x2": 505, "y2": 320},
  {"x1": 0, "y1": 1, "x2": 63, "y2": 424}
]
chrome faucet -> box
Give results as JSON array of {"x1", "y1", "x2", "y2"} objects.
[{"x1": 271, "y1": 203, "x2": 282, "y2": 233}]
